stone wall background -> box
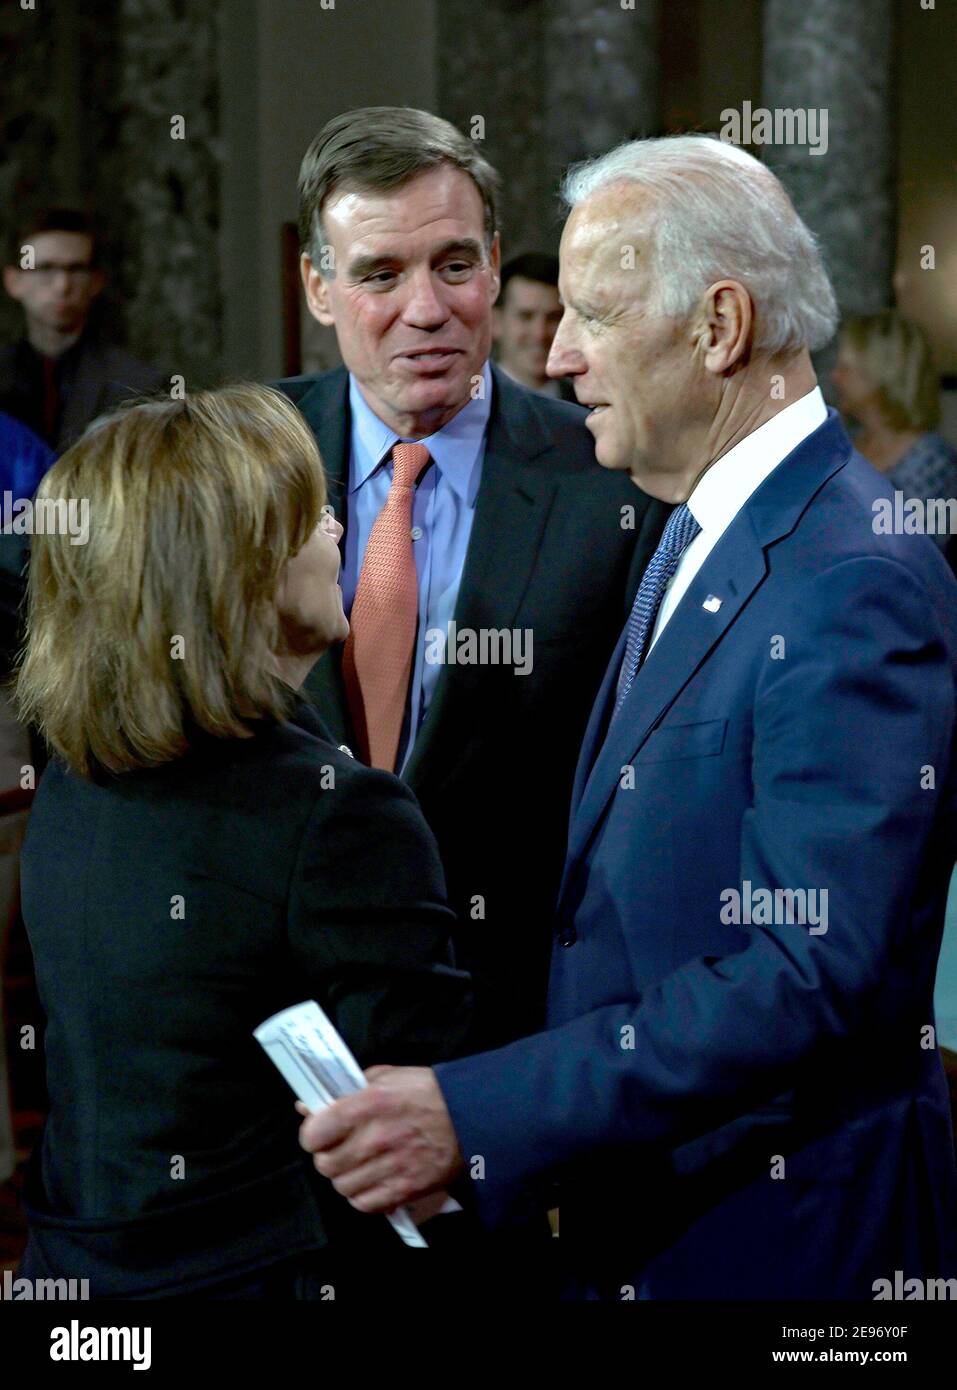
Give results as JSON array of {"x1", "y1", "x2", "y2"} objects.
[
  {"x1": 1, "y1": 0, "x2": 954, "y2": 384},
  {"x1": 1, "y1": 3, "x2": 59, "y2": 349},
  {"x1": 762, "y1": 0, "x2": 898, "y2": 383},
  {"x1": 2, "y1": 0, "x2": 222, "y2": 387},
  {"x1": 437, "y1": 0, "x2": 552, "y2": 257},
  {"x1": 437, "y1": 0, "x2": 660, "y2": 259}
]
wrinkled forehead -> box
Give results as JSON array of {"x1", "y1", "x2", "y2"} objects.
[
  {"x1": 322, "y1": 166, "x2": 487, "y2": 248},
  {"x1": 559, "y1": 185, "x2": 655, "y2": 295}
]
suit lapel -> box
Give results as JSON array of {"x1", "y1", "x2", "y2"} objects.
[
  {"x1": 568, "y1": 621, "x2": 628, "y2": 820},
  {"x1": 403, "y1": 368, "x2": 559, "y2": 787},
  {"x1": 297, "y1": 368, "x2": 350, "y2": 515},
  {"x1": 294, "y1": 370, "x2": 356, "y2": 746},
  {"x1": 568, "y1": 517, "x2": 768, "y2": 866},
  {"x1": 565, "y1": 410, "x2": 853, "y2": 869},
  {"x1": 454, "y1": 376, "x2": 559, "y2": 633}
]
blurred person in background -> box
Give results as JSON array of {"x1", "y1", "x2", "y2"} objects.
[
  {"x1": 832, "y1": 310, "x2": 957, "y2": 551},
  {"x1": 0, "y1": 411, "x2": 53, "y2": 1190},
  {"x1": 0, "y1": 408, "x2": 54, "y2": 637},
  {"x1": 1, "y1": 209, "x2": 164, "y2": 454},
  {"x1": 0, "y1": 408, "x2": 54, "y2": 505},
  {"x1": 12, "y1": 384, "x2": 471, "y2": 1299},
  {"x1": 493, "y1": 252, "x2": 574, "y2": 400}
]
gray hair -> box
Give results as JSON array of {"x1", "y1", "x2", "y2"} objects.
[
  {"x1": 561, "y1": 134, "x2": 837, "y2": 354},
  {"x1": 298, "y1": 107, "x2": 501, "y2": 273}
]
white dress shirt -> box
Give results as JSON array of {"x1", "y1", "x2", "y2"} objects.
[{"x1": 648, "y1": 387, "x2": 828, "y2": 652}]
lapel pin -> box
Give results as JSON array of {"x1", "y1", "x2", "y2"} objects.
[{"x1": 702, "y1": 595, "x2": 722, "y2": 613}]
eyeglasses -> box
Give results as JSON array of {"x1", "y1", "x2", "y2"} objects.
[{"x1": 25, "y1": 263, "x2": 97, "y2": 280}]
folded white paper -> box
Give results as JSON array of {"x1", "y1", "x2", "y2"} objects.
[{"x1": 255, "y1": 999, "x2": 460, "y2": 1248}]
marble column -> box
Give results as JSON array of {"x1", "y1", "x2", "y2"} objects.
[
  {"x1": 437, "y1": 0, "x2": 549, "y2": 256},
  {"x1": 106, "y1": 0, "x2": 224, "y2": 387},
  {"x1": 438, "y1": 1, "x2": 660, "y2": 256},
  {"x1": 0, "y1": 2, "x2": 59, "y2": 346},
  {"x1": 762, "y1": 0, "x2": 897, "y2": 330},
  {"x1": 1, "y1": 0, "x2": 223, "y2": 386},
  {"x1": 544, "y1": 0, "x2": 660, "y2": 191}
]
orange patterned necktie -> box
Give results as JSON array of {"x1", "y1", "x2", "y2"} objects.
[{"x1": 342, "y1": 442, "x2": 430, "y2": 771}]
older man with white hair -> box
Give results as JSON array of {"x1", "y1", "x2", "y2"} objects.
[{"x1": 299, "y1": 135, "x2": 957, "y2": 1300}]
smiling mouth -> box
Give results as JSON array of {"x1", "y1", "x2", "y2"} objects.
[{"x1": 399, "y1": 348, "x2": 461, "y2": 360}]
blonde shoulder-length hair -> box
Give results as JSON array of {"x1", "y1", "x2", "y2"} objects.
[
  {"x1": 841, "y1": 310, "x2": 940, "y2": 433},
  {"x1": 15, "y1": 382, "x2": 326, "y2": 779}
]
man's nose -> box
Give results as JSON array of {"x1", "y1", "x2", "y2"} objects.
[
  {"x1": 547, "y1": 319, "x2": 586, "y2": 378},
  {"x1": 402, "y1": 270, "x2": 450, "y2": 329}
]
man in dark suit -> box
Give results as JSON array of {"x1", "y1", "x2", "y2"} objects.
[
  {"x1": 300, "y1": 135, "x2": 957, "y2": 1300},
  {"x1": 493, "y1": 252, "x2": 577, "y2": 402},
  {"x1": 276, "y1": 107, "x2": 668, "y2": 1050},
  {"x1": 1, "y1": 209, "x2": 163, "y2": 453}
]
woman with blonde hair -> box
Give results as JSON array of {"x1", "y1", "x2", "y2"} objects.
[
  {"x1": 13, "y1": 383, "x2": 471, "y2": 1298},
  {"x1": 832, "y1": 310, "x2": 957, "y2": 550}
]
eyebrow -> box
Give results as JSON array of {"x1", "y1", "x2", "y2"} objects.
[
  {"x1": 566, "y1": 297, "x2": 604, "y2": 317},
  {"x1": 346, "y1": 238, "x2": 485, "y2": 280}
]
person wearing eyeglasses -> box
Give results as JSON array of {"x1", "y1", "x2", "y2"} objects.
[{"x1": 0, "y1": 208, "x2": 164, "y2": 453}]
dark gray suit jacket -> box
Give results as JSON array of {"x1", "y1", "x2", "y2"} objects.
[
  {"x1": 0, "y1": 334, "x2": 164, "y2": 452},
  {"x1": 19, "y1": 696, "x2": 472, "y2": 1297},
  {"x1": 276, "y1": 365, "x2": 671, "y2": 1047}
]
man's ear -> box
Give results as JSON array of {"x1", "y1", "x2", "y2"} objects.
[
  {"x1": 2, "y1": 266, "x2": 24, "y2": 303},
  {"x1": 698, "y1": 280, "x2": 752, "y2": 375},
  {"x1": 301, "y1": 253, "x2": 335, "y2": 327},
  {"x1": 487, "y1": 231, "x2": 501, "y2": 303}
]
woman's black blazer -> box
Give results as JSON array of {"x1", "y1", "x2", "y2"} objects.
[{"x1": 17, "y1": 694, "x2": 472, "y2": 1297}]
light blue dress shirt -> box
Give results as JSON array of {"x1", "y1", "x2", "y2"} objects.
[{"x1": 342, "y1": 362, "x2": 492, "y2": 771}]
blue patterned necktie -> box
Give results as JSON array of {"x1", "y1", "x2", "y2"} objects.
[{"x1": 613, "y1": 502, "x2": 701, "y2": 718}]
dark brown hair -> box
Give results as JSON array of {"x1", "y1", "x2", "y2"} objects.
[
  {"x1": 8, "y1": 207, "x2": 100, "y2": 268},
  {"x1": 298, "y1": 106, "x2": 501, "y2": 268},
  {"x1": 497, "y1": 252, "x2": 560, "y2": 305}
]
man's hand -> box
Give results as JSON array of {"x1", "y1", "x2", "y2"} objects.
[{"x1": 297, "y1": 1065, "x2": 465, "y2": 1214}]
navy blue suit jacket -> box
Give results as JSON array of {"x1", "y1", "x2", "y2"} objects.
[
  {"x1": 436, "y1": 410, "x2": 957, "y2": 1299},
  {"x1": 275, "y1": 365, "x2": 671, "y2": 1048}
]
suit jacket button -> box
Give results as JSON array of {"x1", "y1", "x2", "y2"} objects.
[{"x1": 558, "y1": 924, "x2": 578, "y2": 947}]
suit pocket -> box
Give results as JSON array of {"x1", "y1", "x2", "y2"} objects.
[
  {"x1": 668, "y1": 1102, "x2": 794, "y2": 1181},
  {"x1": 635, "y1": 717, "x2": 727, "y2": 764}
]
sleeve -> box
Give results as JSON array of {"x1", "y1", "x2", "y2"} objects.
[
  {"x1": 435, "y1": 555, "x2": 956, "y2": 1225},
  {"x1": 16, "y1": 433, "x2": 54, "y2": 500},
  {"x1": 286, "y1": 760, "x2": 474, "y2": 1069}
]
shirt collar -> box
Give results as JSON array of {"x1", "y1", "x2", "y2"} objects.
[
  {"x1": 686, "y1": 386, "x2": 828, "y2": 535},
  {"x1": 348, "y1": 360, "x2": 492, "y2": 505}
]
